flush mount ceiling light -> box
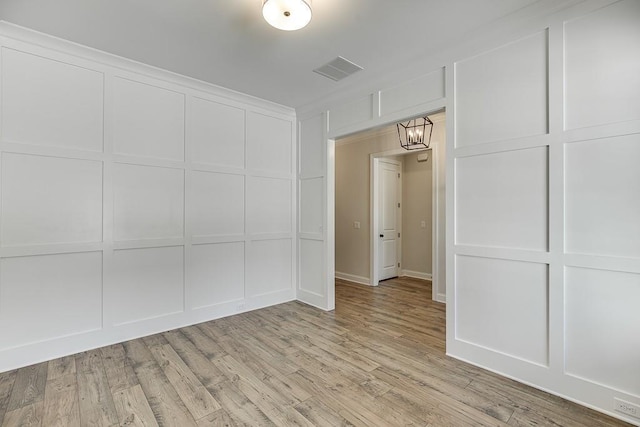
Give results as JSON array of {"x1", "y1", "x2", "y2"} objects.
[{"x1": 262, "y1": 0, "x2": 312, "y2": 31}]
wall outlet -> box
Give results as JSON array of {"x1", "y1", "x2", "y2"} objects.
[
  {"x1": 354, "y1": 221, "x2": 360, "y2": 229},
  {"x1": 614, "y1": 398, "x2": 640, "y2": 419},
  {"x1": 420, "y1": 220, "x2": 426, "y2": 228},
  {"x1": 237, "y1": 303, "x2": 246, "y2": 311}
]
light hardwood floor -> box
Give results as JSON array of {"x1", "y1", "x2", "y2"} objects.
[{"x1": 0, "y1": 277, "x2": 632, "y2": 426}]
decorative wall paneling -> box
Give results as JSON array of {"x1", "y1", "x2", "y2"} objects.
[
  {"x1": 0, "y1": 25, "x2": 296, "y2": 372},
  {"x1": 298, "y1": 0, "x2": 640, "y2": 424},
  {"x1": 447, "y1": 1, "x2": 640, "y2": 425}
]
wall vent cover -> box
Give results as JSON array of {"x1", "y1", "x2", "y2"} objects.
[{"x1": 313, "y1": 56, "x2": 363, "y2": 81}]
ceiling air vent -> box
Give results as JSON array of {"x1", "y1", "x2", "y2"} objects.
[{"x1": 313, "y1": 56, "x2": 363, "y2": 82}]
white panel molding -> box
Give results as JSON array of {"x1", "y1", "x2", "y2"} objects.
[
  {"x1": 112, "y1": 239, "x2": 186, "y2": 251},
  {"x1": 334, "y1": 272, "x2": 371, "y2": 287},
  {"x1": 0, "y1": 142, "x2": 105, "y2": 162},
  {"x1": 454, "y1": 245, "x2": 551, "y2": 265},
  {"x1": 191, "y1": 235, "x2": 246, "y2": 245},
  {"x1": 0, "y1": 26, "x2": 297, "y2": 373},
  {"x1": 562, "y1": 119, "x2": 640, "y2": 145},
  {"x1": 0, "y1": 243, "x2": 105, "y2": 258},
  {"x1": 112, "y1": 155, "x2": 186, "y2": 170},
  {"x1": 565, "y1": 253, "x2": 640, "y2": 275},
  {"x1": 453, "y1": 133, "x2": 556, "y2": 159},
  {"x1": 191, "y1": 163, "x2": 246, "y2": 176},
  {"x1": 327, "y1": 97, "x2": 446, "y2": 141}
]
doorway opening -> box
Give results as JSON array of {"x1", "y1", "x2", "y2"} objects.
[{"x1": 333, "y1": 109, "x2": 445, "y2": 301}]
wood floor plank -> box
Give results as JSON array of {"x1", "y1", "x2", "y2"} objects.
[
  {"x1": 112, "y1": 384, "x2": 158, "y2": 427},
  {"x1": 162, "y1": 330, "x2": 228, "y2": 388},
  {"x1": 101, "y1": 344, "x2": 140, "y2": 394},
  {"x1": 206, "y1": 381, "x2": 275, "y2": 427},
  {"x1": 148, "y1": 344, "x2": 221, "y2": 419},
  {"x1": 123, "y1": 340, "x2": 198, "y2": 427},
  {"x1": 6, "y1": 362, "x2": 47, "y2": 412},
  {"x1": 75, "y1": 350, "x2": 119, "y2": 427},
  {"x1": 0, "y1": 370, "x2": 16, "y2": 426},
  {"x1": 195, "y1": 409, "x2": 237, "y2": 427},
  {"x1": 0, "y1": 277, "x2": 632, "y2": 427},
  {"x1": 294, "y1": 397, "x2": 354, "y2": 427},
  {"x1": 47, "y1": 357, "x2": 75, "y2": 381},
  {"x1": 42, "y1": 373, "x2": 80, "y2": 427},
  {"x1": 1, "y1": 401, "x2": 44, "y2": 427}
]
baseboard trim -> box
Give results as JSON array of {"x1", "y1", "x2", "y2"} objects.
[
  {"x1": 401, "y1": 270, "x2": 432, "y2": 281},
  {"x1": 436, "y1": 292, "x2": 446, "y2": 304},
  {"x1": 335, "y1": 271, "x2": 372, "y2": 286}
]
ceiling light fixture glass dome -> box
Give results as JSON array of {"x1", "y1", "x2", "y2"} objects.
[{"x1": 262, "y1": 0, "x2": 312, "y2": 31}]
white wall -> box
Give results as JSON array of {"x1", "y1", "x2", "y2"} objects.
[
  {"x1": 402, "y1": 151, "x2": 432, "y2": 278},
  {"x1": 296, "y1": 0, "x2": 640, "y2": 424},
  {"x1": 0, "y1": 23, "x2": 296, "y2": 372}
]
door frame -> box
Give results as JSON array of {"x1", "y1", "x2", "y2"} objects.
[
  {"x1": 328, "y1": 107, "x2": 444, "y2": 305},
  {"x1": 371, "y1": 156, "x2": 403, "y2": 285}
]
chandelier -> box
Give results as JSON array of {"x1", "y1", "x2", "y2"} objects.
[{"x1": 397, "y1": 116, "x2": 433, "y2": 150}]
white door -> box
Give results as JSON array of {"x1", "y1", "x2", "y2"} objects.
[{"x1": 378, "y1": 160, "x2": 401, "y2": 281}]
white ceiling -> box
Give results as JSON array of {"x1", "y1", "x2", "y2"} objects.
[{"x1": 0, "y1": 0, "x2": 541, "y2": 108}]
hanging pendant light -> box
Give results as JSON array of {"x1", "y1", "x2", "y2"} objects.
[
  {"x1": 397, "y1": 116, "x2": 433, "y2": 150},
  {"x1": 263, "y1": 0, "x2": 312, "y2": 31}
]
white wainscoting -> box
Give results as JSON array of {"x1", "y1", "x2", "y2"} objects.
[
  {"x1": 0, "y1": 24, "x2": 296, "y2": 372},
  {"x1": 296, "y1": 113, "x2": 332, "y2": 309},
  {"x1": 447, "y1": 1, "x2": 640, "y2": 424}
]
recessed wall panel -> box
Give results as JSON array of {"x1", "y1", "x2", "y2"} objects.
[
  {"x1": 300, "y1": 178, "x2": 323, "y2": 234},
  {"x1": 1, "y1": 153, "x2": 103, "y2": 246},
  {"x1": 247, "y1": 112, "x2": 291, "y2": 174},
  {"x1": 455, "y1": 31, "x2": 548, "y2": 147},
  {"x1": 456, "y1": 256, "x2": 548, "y2": 365},
  {"x1": 0, "y1": 252, "x2": 102, "y2": 350},
  {"x1": 299, "y1": 239, "x2": 324, "y2": 296},
  {"x1": 565, "y1": 0, "x2": 640, "y2": 130},
  {"x1": 1, "y1": 48, "x2": 104, "y2": 152},
  {"x1": 299, "y1": 114, "x2": 324, "y2": 176},
  {"x1": 191, "y1": 98, "x2": 245, "y2": 168},
  {"x1": 113, "y1": 164, "x2": 184, "y2": 241},
  {"x1": 328, "y1": 95, "x2": 373, "y2": 133},
  {"x1": 456, "y1": 147, "x2": 548, "y2": 250},
  {"x1": 565, "y1": 267, "x2": 640, "y2": 396},
  {"x1": 109, "y1": 246, "x2": 184, "y2": 325},
  {"x1": 247, "y1": 177, "x2": 291, "y2": 234},
  {"x1": 380, "y1": 67, "x2": 445, "y2": 117},
  {"x1": 246, "y1": 239, "x2": 292, "y2": 298},
  {"x1": 113, "y1": 78, "x2": 185, "y2": 161},
  {"x1": 565, "y1": 134, "x2": 640, "y2": 258},
  {"x1": 191, "y1": 171, "x2": 244, "y2": 237},
  {"x1": 188, "y1": 242, "x2": 244, "y2": 309}
]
